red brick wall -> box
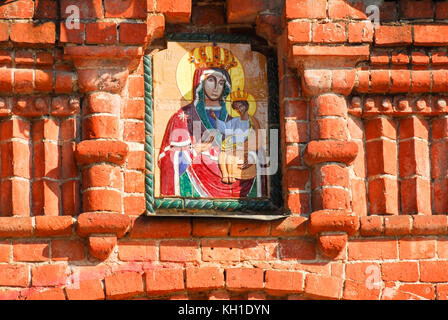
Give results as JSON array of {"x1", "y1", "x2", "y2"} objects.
[{"x1": 0, "y1": 0, "x2": 447, "y2": 300}]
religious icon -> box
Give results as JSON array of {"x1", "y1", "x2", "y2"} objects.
[{"x1": 152, "y1": 41, "x2": 271, "y2": 203}]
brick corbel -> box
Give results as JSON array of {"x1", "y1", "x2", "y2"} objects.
[
  {"x1": 63, "y1": 45, "x2": 145, "y2": 260},
  {"x1": 288, "y1": 44, "x2": 370, "y2": 259}
]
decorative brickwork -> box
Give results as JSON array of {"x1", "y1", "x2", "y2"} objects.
[{"x1": 0, "y1": 0, "x2": 446, "y2": 300}]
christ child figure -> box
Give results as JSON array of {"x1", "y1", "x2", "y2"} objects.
[{"x1": 210, "y1": 90, "x2": 259, "y2": 184}]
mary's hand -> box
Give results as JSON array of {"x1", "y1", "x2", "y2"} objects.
[{"x1": 193, "y1": 142, "x2": 212, "y2": 153}]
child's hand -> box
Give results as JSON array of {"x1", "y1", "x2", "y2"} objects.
[{"x1": 210, "y1": 111, "x2": 217, "y2": 120}]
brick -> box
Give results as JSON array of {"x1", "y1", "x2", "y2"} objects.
[
  {"x1": 240, "y1": 240, "x2": 277, "y2": 261},
  {"x1": 62, "y1": 180, "x2": 80, "y2": 216},
  {"x1": 399, "y1": 237, "x2": 435, "y2": 259},
  {"x1": 381, "y1": 262, "x2": 419, "y2": 282},
  {"x1": 400, "y1": 177, "x2": 431, "y2": 215},
  {"x1": 226, "y1": 268, "x2": 264, "y2": 291},
  {"x1": 26, "y1": 288, "x2": 66, "y2": 300},
  {"x1": 0, "y1": 241, "x2": 10, "y2": 262},
  {"x1": 105, "y1": 0, "x2": 147, "y2": 18},
  {"x1": 398, "y1": 283, "x2": 435, "y2": 300},
  {"x1": 0, "y1": 217, "x2": 33, "y2": 237},
  {"x1": 83, "y1": 115, "x2": 119, "y2": 140},
  {"x1": 120, "y1": 23, "x2": 147, "y2": 45},
  {"x1": 160, "y1": 240, "x2": 199, "y2": 262},
  {"x1": 328, "y1": 0, "x2": 367, "y2": 19},
  {"x1": 360, "y1": 216, "x2": 383, "y2": 236},
  {"x1": 0, "y1": 265, "x2": 29, "y2": 287},
  {"x1": 391, "y1": 52, "x2": 409, "y2": 65},
  {"x1": 230, "y1": 220, "x2": 270, "y2": 237},
  {"x1": 82, "y1": 164, "x2": 122, "y2": 190},
  {"x1": 286, "y1": 169, "x2": 309, "y2": 191},
  {"x1": 128, "y1": 77, "x2": 145, "y2": 98},
  {"x1": 400, "y1": 0, "x2": 433, "y2": 19},
  {"x1": 193, "y1": 5, "x2": 225, "y2": 26},
  {"x1": 285, "y1": 0, "x2": 326, "y2": 19},
  {"x1": 311, "y1": 118, "x2": 348, "y2": 140},
  {"x1": 312, "y1": 22, "x2": 346, "y2": 44},
  {"x1": 124, "y1": 171, "x2": 145, "y2": 193},
  {"x1": 123, "y1": 100, "x2": 145, "y2": 120},
  {"x1": 1, "y1": 118, "x2": 30, "y2": 140},
  {"x1": 186, "y1": 267, "x2": 224, "y2": 291},
  {"x1": 368, "y1": 177, "x2": 399, "y2": 215},
  {"x1": 348, "y1": 22, "x2": 373, "y2": 43},
  {"x1": 52, "y1": 240, "x2": 85, "y2": 261},
  {"x1": 61, "y1": 0, "x2": 104, "y2": 18},
  {"x1": 0, "y1": 289, "x2": 20, "y2": 300},
  {"x1": 399, "y1": 139, "x2": 430, "y2": 177},
  {"x1": 270, "y1": 216, "x2": 307, "y2": 236},
  {"x1": 304, "y1": 274, "x2": 342, "y2": 299},
  {"x1": 35, "y1": 0, "x2": 58, "y2": 18},
  {"x1": 192, "y1": 219, "x2": 230, "y2": 237},
  {"x1": 0, "y1": 69, "x2": 12, "y2": 92},
  {"x1": 375, "y1": 25, "x2": 412, "y2": 46},
  {"x1": 370, "y1": 70, "x2": 390, "y2": 93},
  {"x1": 202, "y1": 239, "x2": 240, "y2": 261},
  {"x1": 279, "y1": 239, "x2": 316, "y2": 260},
  {"x1": 351, "y1": 179, "x2": 367, "y2": 217},
  {"x1": 11, "y1": 22, "x2": 56, "y2": 44},
  {"x1": 348, "y1": 239, "x2": 397, "y2": 260},
  {"x1": 287, "y1": 193, "x2": 310, "y2": 215},
  {"x1": 32, "y1": 180, "x2": 60, "y2": 216},
  {"x1": 60, "y1": 22, "x2": 85, "y2": 44},
  {"x1": 414, "y1": 25, "x2": 448, "y2": 46},
  {"x1": 0, "y1": 180, "x2": 31, "y2": 217},
  {"x1": 345, "y1": 262, "x2": 380, "y2": 282},
  {"x1": 343, "y1": 280, "x2": 381, "y2": 300},
  {"x1": 86, "y1": 23, "x2": 117, "y2": 44},
  {"x1": 390, "y1": 70, "x2": 411, "y2": 93},
  {"x1": 437, "y1": 284, "x2": 448, "y2": 300},
  {"x1": 35, "y1": 69, "x2": 53, "y2": 92},
  {"x1": 265, "y1": 270, "x2": 304, "y2": 295},
  {"x1": 227, "y1": 0, "x2": 266, "y2": 23},
  {"x1": 123, "y1": 196, "x2": 145, "y2": 216},
  {"x1": 13, "y1": 241, "x2": 49, "y2": 262},
  {"x1": 61, "y1": 142, "x2": 77, "y2": 179},
  {"x1": 284, "y1": 100, "x2": 308, "y2": 120},
  {"x1": 312, "y1": 187, "x2": 350, "y2": 211},
  {"x1": 14, "y1": 69, "x2": 33, "y2": 94},
  {"x1": 118, "y1": 241, "x2": 157, "y2": 261},
  {"x1": 410, "y1": 70, "x2": 431, "y2": 93},
  {"x1": 130, "y1": 217, "x2": 191, "y2": 238},
  {"x1": 412, "y1": 215, "x2": 447, "y2": 235},
  {"x1": 312, "y1": 164, "x2": 349, "y2": 189},
  {"x1": 0, "y1": 0, "x2": 34, "y2": 18},
  {"x1": 437, "y1": 239, "x2": 448, "y2": 259},
  {"x1": 33, "y1": 142, "x2": 60, "y2": 179},
  {"x1": 123, "y1": 121, "x2": 145, "y2": 142},
  {"x1": 83, "y1": 189, "x2": 122, "y2": 212},
  {"x1": 420, "y1": 261, "x2": 448, "y2": 282},
  {"x1": 384, "y1": 216, "x2": 411, "y2": 236},
  {"x1": 156, "y1": 0, "x2": 192, "y2": 23},
  {"x1": 105, "y1": 271, "x2": 144, "y2": 299},
  {"x1": 65, "y1": 279, "x2": 105, "y2": 300},
  {"x1": 76, "y1": 212, "x2": 130, "y2": 238},
  {"x1": 287, "y1": 21, "x2": 311, "y2": 44},
  {"x1": 32, "y1": 264, "x2": 67, "y2": 286},
  {"x1": 145, "y1": 269, "x2": 184, "y2": 295}
]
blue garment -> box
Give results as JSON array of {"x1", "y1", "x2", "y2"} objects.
[{"x1": 216, "y1": 117, "x2": 251, "y2": 145}]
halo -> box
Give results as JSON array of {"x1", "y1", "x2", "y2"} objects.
[
  {"x1": 226, "y1": 92, "x2": 257, "y2": 118},
  {"x1": 176, "y1": 47, "x2": 245, "y2": 103}
]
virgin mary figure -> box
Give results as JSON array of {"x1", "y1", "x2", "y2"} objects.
[{"x1": 158, "y1": 45, "x2": 267, "y2": 198}]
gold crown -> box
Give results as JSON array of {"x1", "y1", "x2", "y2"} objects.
[
  {"x1": 189, "y1": 45, "x2": 237, "y2": 71},
  {"x1": 230, "y1": 89, "x2": 250, "y2": 102}
]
